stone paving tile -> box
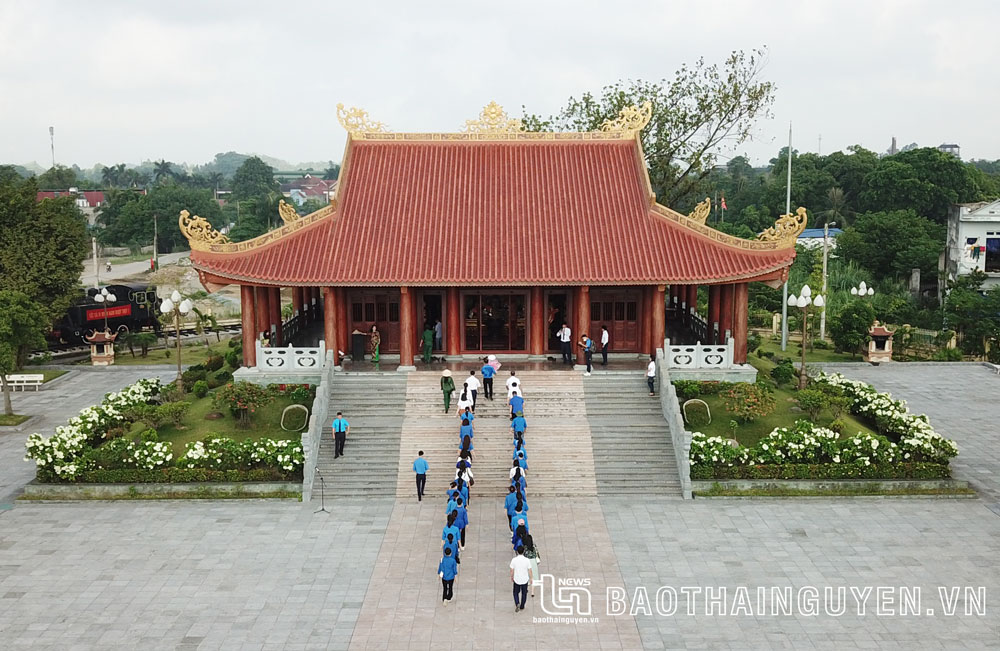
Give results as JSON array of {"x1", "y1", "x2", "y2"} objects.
[
  {"x1": 602, "y1": 497, "x2": 1000, "y2": 649},
  {"x1": 349, "y1": 497, "x2": 642, "y2": 650},
  {"x1": 0, "y1": 500, "x2": 393, "y2": 651}
]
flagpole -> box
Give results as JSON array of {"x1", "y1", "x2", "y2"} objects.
[{"x1": 781, "y1": 121, "x2": 792, "y2": 352}]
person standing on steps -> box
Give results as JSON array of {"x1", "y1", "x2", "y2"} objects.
[
  {"x1": 480, "y1": 358, "x2": 496, "y2": 401},
  {"x1": 457, "y1": 385, "x2": 473, "y2": 414},
  {"x1": 412, "y1": 450, "x2": 428, "y2": 501},
  {"x1": 439, "y1": 547, "x2": 458, "y2": 606},
  {"x1": 510, "y1": 545, "x2": 533, "y2": 612},
  {"x1": 331, "y1": 411, "x2": 349, "y2": 459},
  {"x1": 465, "y1": 371, "x2": 481, "y2": 412},
  {"x1": 508, "y1": 391, "x2": 525, "y2": 421},
  {"x1": 420, "y1": 323, "x2": 435, "y2": 364},
  {"x1": 440, "y1": 369, "x2": 455, "y2": 413},
  {"x1": 511, "y1": 412, "x2": 527, "y2": 439},
  {"x1": 647, "y1": 354, "x2": 657, "y2": 396},
  {"x1": 578, "y1": 333, "x2": 594, "y2": 376},
  {"x1": 505, "y1": 371, "x2": 520, "y2": 397},
  {"x1": 558, "y1": 322, "x2": 572, "y2": 364},
  {"x1": 600, "y1": 324, "x2": 610, "y2": 366}
]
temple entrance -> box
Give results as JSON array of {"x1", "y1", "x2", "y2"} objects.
[
  {"x1": 348, "y1": 291, "x2": 401, "y2": 352},
  {"x1": 462, "y1": 292, "x2": 527, "y2": 351},
  {"x1": 545, "y1": 291, "x2": 569, "y2": 352},
  {"x1": 420, "y1": 292, "x2": 443, "y2": 350},
  {"x1": 590, "y1": 289, "x2": 641, "y2": 351}
]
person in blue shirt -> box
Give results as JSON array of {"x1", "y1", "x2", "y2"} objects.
[
  {"x1": 511, "y1": 413, "x2": 527, "y2": 437},
  {"x1": 442, "y1": 512, "x2": 460, "y2": 550},
  {"x1": 480, "y1": 359, "x2": 496, "y2": 400},
  {"x1": 459, "y1": 419, "x2": 474, "y2": 441},
  {"x1": 510, "y1": 469, "x2": 526, "y2": 495},
  {"x1": 503, "y1": 485, "x2": 518, "y2": 518},
  {"x1": 438, "y1": 547, "x2": 458, "y2": 605},
  {"x1": 446, "y1": 495, "x2": 457, "y2": 516},
  {"x1": 460, "y1": 434, "x2": 474, "y2": 455},
  {"x1": 443, "y1": 532, "x2": 460, "y2": 565},
  {"x1": 506, "y1": 493, "x2": 528, "y2": 520},
  {"x1": 513, "y1": 448, "x2": 528, "y2": 470},
  {"x1": 508, "y1": 393, "x2": 525, "y2": 420},
  {"x1": 510, "y1": 508, "x2": 529, "y2": 534},
  {"x1": 455, "y1": 477, "x2": 469, "y2": 506},
  {"x1": 511, "y1": 523, "x2": 528, "y2": 551},
  {"x1": 446, "y1": 481, "x2": 460, "y2": 502},
  {"x1": 412, "y1": 450, "x2": 428, "y2": 501},
  {"x1": 457, "y1": 407, "x2": 474, "y2": 423},
  {"x1": 331, "y1": 411, "x2": 350, "y2": 459},
  {"x1": 454, "y1": 497, "x2": 469, "y2": 549}
]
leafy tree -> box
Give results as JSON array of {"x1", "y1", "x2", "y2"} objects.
[
  {"x1": 323, "y1": 162, "x2": 340, "y2": 181},
  {"x1": 98, "y1": 185, "x2": 221, "y2": 251},
  {"x1": 0, "y1": 291, "x2": 48, "y2": 415},
  {"x1": 0, "y1": 176, "x2": 88, "y2": 324},
  {"x1": 836, "y1": 210, "x2": 944, "y2": 281},
  {"x1": 231, "y1": 156, "x2": 278, "y2": 201},
  {"x1": 820, "y1": 187, "x2": 853, "y2": 227},
  {"x1": 522, "y1": 49, "x2": 775, "y2": 208},
  {"x1": 153, "y1": 159, "x2": 175, "y2": 183},
  {"x1": 36, "y1": 165, "x2": 80, "y2": 189},
  {"x1": 944, "y1": 271, "x2": 1000, "y2": 356},
  {"x1": 830, "y1": 298, "x2": 876, "y2": 358}
]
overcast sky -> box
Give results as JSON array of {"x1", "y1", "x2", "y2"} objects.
[{"x1": 2, "y1": 0, "x2": 997, "y2": 170}]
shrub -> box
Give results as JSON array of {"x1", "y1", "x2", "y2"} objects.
[
  {"x1": 746, "y1": 333, "x2": 762, "y2": 354},
  {"x1": 673, "y1": 380, "x2": 700, "y2": 401},
  {"x1": 794, "y1": 389, "x2": 828, "y2": 421},
  {"x1": 224, "y1": 349, "x2": 242, "y2": 370},
  {"x1": 189, "y1": 364, "x2": 206, "y2": 372},
  {"x1": 770, "y1": 358, "x2": 795, "y2": 386},
  {"x1": 689, "y1": 433, "x2": 746, "y2": 467},
  {"x1": 812, "y1": 339, "x2": 831, "y2": 349},
  {"x1": 181, "y1": 369, "x2": 207, "y2": 387},
  {"x1": 932, "y1": 348, "x2": 962, "y2": 361},
  {"x1": 125, "y1": 403, "x2": 165, "y2": 429},
  {"x1": 828, "y1": 396, "x2": 851, "y2": 419},
  {"x1": 288, "y1": 385, "x2": 313, "y2": 404},
  {"x1": 211, "y1": 382, "x2": 274, "y2": 428},
  {"x1": 228, "y1": 336, "x2": 242, "y2": 349},
  {"x1": 205, "y1": 355, "x2": 224, "y2": 372},
  {"x1": 828, "y1": 418, "x2": 847, "y2": 434},
  {"x1": 691, "y1": 462, "x2": 950, "y2": 481},
  {"x1": 78, "y1": 430, "x2": 173, "y2": 472},
  {"x1": 207, "y1": 370, "x2": 233, "y2": 389},
  {"x1": 756, "y1": 348, "x2": 767, "y2": 359},
  {"x1": 178, "y1": 435, "x2": 245, "y2": 470},
  {"x1": 157, "y1": 401, "x2": 190, "y2": 426},
  {"x1": 76, "y1": 468, "x2": 294, "y2": 483},
  {"x1": 836, "y1": 432, "x2": 898, "y2": 466},
  {"x1": 192, "y1": 380, "x2": 209, "y2": 398},
  {"x1": 722, "y1": 383, "x2": 775, "y2": 423},
  {"x1": 698, "y1": 381, "x2": 730, "y2": 395},
  {"x1": 749, "y1": 421, "x2": 840, "y2": 464}
]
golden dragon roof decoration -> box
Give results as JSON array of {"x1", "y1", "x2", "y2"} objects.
[
  {"x1": 758, "y1": 207, "x2": 809, "y2": 246},
  {"x1": 600, "y1": 101, "x2": 653, "y2": 134},
  {"x1": 688, "y1": 197, "x2": 711, "y2": 224},
  {"x1": 464, "y1": 101, "x2": 525, "y2": 134},
  {"x1": 278, "y1": 199, "x2": 300, "y2": 224},
  {"x1": 336, "y1": 103, "x2": 388, "y2": 135},
  {"x1": 179, "y1": 210, "x2": 230, "y2": 252}
]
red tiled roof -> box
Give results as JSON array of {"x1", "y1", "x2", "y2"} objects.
[{"x1": 192, "y1": 138, "x2": 794, "y2": 286}]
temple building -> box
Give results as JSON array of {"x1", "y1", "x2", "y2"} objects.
[{"x1": 181, "y1": 102, "x2": 803, "y2": 371}]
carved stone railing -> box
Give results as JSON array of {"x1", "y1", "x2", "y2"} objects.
[
  {"x1": 664, "y1": 338, "x2": 734, "y2": 369},
  {"x1": 301, "y1": 350, "x2": 333, "y2": 502},
  {"x1": 256, "y1": 340, "x2": 326, "y2": 371},
  {"x1": 656, "y1": 345, "x2": 692, "y2": 499}
]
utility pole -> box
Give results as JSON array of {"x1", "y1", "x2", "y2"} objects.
[
  {"x1": 92, "y1": 236, "x2": 99, "y2": 286},
  {"x1": 153, "y1": 213, "x2": 159, "y2": 272},
  {"x1": 819, "y1": 220, "x2": 834, "y2": 340},
  {"x1": 49, "y1": 126, "x2": 55, "y2": 169},
  {"x1": 781, "y1": 122, "x2": 792, "y2": 351}
]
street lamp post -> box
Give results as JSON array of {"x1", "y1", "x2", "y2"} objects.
[
  {"x1": 787, "y1": 284, "x2": 825, "y2": 390},
  {"x1": 819, "y1": 221, "x2": 837, "y2": 340},
  {"x1": 160, "y1": 290, "x2": 193, "y2": 391},
  {"x1": 93, "y1": 287, "x2": 117, "y2": 330},
  {"x1": 850, "y1": 281, "x2": 875, "y2": 298}
]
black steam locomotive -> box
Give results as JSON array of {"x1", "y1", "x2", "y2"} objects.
[{"x1": 49, "y1": 283, "x2": 162, "y2": 344}]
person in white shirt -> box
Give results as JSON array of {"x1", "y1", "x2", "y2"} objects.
[
  {"x1": 506, "y1": 379, "x2": 522, "y2": 400},
  {"x1": 510, "y1": 546, "x2": 533, "y2": 612},
  {"x1": 558, "y1": 323, "x2": 572, "y2": 364},
  {"x1": 505, "y1": 370, "x2": 519, "y2": 394},
  {"x1": 457, "y1": 384, "x2": 474, "y2": 412},
  {"x1": 600, "y1": 325, "x2": 610, "y2": 366},
  {"x1": 464, "y1": 371, "x2": 481, "y2": 412},
  {"x1": 647, "y1": 354, "x2": 657, "y2": 396}
]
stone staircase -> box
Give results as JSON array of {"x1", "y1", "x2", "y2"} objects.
[
  {"x1": 582, "y1": 372, "x2": 682, "y2": 495},
  {"x1": 395, "y1": 370, "x2": 599, "y2": 498},
  {"x1": 316, "y1": 372, "x2": 408, "y2": 497}
]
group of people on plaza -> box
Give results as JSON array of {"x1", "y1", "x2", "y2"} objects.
[{"x1": 555, "y1": 322, "x2": 611, "y2": 376}]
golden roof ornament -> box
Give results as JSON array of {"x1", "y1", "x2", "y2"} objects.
[
  {"x1": 600, "y1": 101, "x2": 653, "y2": 134},
  {"x1": 336, "y1": 103, "x2": 388, "y2": 134},
  {"x1": 179, "y1": 209, "x2": 230, "y2": 251},
  {"x1": 688, "y1": 197, "x2": 711, "y2": 224},
  {"x1": 464, "y1": 101, "x2": 525, "y2": 134},
  {"x1": 278, "y1": 199, "x2": 300, "y2": 224},
  {"x1": 758, "y1": 207, "x2": 809, "y2": 246}
]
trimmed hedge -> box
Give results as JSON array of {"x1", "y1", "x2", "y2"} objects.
[
  {"x1": 691, "y1": 462, "x2": 950, "y2": 481},
  {"x1": 67, "y1": 467, "x2": 301, "y2": 484}
]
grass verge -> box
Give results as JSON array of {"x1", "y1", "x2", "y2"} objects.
[
  {"x1": 695, "y1": 483, "x2": 976, "y2": 498},
  {"x1": 19, "y1": 489, "x2": 302, "y2": 501},
  {"x1": 0, "y1": 414, "x2": 30, "y2": 426}
]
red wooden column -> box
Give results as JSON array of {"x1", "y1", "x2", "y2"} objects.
[
  {"x1": 732, "y1": 282, "x2": 749, "y2": 364},
  {"x1": 269, "y1": 287, "x2": 282, "y2": 346},
  {"x1": 574, "y1": 285, "x2": 590, "y2": 365},
  {"x1": 652, "y1": 284, "x2": 666, "y2": 353},
  {"x1": 446, "y1": 287, "x2": 461, "y2": 357},
  {"x1": 240, "y1": 285, "x2": 257, "y2": 367},
  {"x1": 400, "y1": 287, "x2": 415, "y2": 367},
  {"x1": 639, "y1": 286, "x2": 651, "y2": 354},
  {"x1": 688, "y1": 285, "x2": 699, "y2": 318},
  {"x1": 719, "y1": 284, "x2": 735, "y2": 344},
  {"x1": 529, "y1": 287, "x2": 545, "y2": 357},
  {"x1": 291, "y1": 287, "x2": 302, "y2": 318},
  {"x1": 708, "y1": 285, "x2": 721, "y2": 344},
  {"x1": 322, "y1": 287, "x2": 338, "y2": 364},
  {"x1": 255, "y1": 286, "x2": 270, "y2": 342},
  {"x1": 335, "y1": 288, "x2": 349, "y2": 358}
]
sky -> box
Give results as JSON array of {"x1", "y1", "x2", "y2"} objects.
[{"x1": 2, "y1": 0, "x2": 998, "y2": 170}]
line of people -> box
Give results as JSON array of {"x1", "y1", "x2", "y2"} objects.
[{"x1": 505, "y1": 371, "x2": 539, "y2": 614}]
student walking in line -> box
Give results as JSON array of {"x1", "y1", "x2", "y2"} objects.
[
  {"x1": 510, "y1": 504, "x2": 529, "y2": 533},
  {"x1": 504, "y1": 485, "x2": 518, "y2": 521},
  {"x1": 513, "y1": 444, "x2": 528, "y2": 470},
  {"x1": 456, "y1": 464, "x2": 474, "y2": 507},
  {"x1": 480, "y1": 358, "x2": 496, "y2": 401},
  {"x1": 412, "y1": 450, "x2": 428, "y2": 501},
  {"x1": 465, "y1": 371, "x2": 481, "y2": 411},
  {"x1": 420, "y1": 323, "x2": 435, "y2": 363},
  {"x1": 443, "y1": 512, "x2": 461, "y2": 551},
  {"x1": 508, "y1": 391, "x2": 525, "y2": 421},
  {"x1": 443, "y1": 531, "x2": 460, "y2": 565},
  {"x1": 558, "y1": 322, "x2": 572, "y2": 364},
  {"x1": 439, "y1": 547, "x2": 458, "y2": 605},
  {"x1": 600, "y1": 324, "x2": 610, "y2": 366},
  {"x1": 511, "y1": 412, "x2": 527, "y2": 439},
  {"x1": 505, "y1": 371, "x2": 520, "y2": 397},
  {"x1": 510, "y1": 545, "x2": 533, "y2": 612},
  {"x1": 457, "y1": 405, "x2": 475, "y2": 423},
  {"x1": 647, "y1": 354, "x2": 657, "y2": 396},
  {"x1": 457, "y1": 386, "x2": 473, "y2": 414},
  {"x1": 454, "y1": 496, "x2": 469, "y2": 549},
  {"x1": 522, "y1": 533, "x2": 541, "y2": 598},
  {"x1": 331, "y1": 411, "x2": 350, "y2": 459},
  {"x1": 578, "y1": 333, "x2": 594, "y2": 376},
  {"x1": 459, "y1": 435, "x2": 475, "y2": 463},
  {"x1": 440, "y1": 369, "x2": 455, "y2": 413}
]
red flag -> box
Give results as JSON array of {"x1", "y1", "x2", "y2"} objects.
[{"x1": 721, "y1": 196, "x2": 728, "y2": 210}]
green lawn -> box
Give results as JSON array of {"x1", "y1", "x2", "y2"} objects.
[
  {"x1": 755, "y1": 336, "x2": 862, "y2": 364},
  {"x1": 42, "y1": 370, "x2": 68, "y2": 383},
  {"x1": 130, "y1": 391, "x2": 309, "y2": 455},
  {"x1": 108, "y1": 339, "x2": 236, "y2": 367},
  {"x1": 681, "y1": 354, "x2": 878, "y2": 448},
  {"x1": 0, "y1": 414, "x2": 31, "y2": 426}
]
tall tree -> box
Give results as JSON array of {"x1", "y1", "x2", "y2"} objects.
[
  {"x1": 153, "y1": 159, "x2": 175, "y2": 183},
  {"x1": 36, "y1": 165, "x2": 80, "y2": 189},
  {"x1": 0, "y1": 291, "x2": 48, "y2": 415},
  {"x1": 98, "y1": 185, "x2": 221, "y2": 252},
  {"x1": 522, "y1": 49, "x2": 775, "y2": 208},
  {"x1": 944, "y1": 271, "x2": 1000, "y2": 356},
  {"x1": 231, "y1": 156, "x2": 278, "y2": 201},
  {"x1": 836, "y1": 210, "x2": 944, "y2": 281},
  {"x1": 820, "y1": 187, "x2": 853, "y2": 226}
]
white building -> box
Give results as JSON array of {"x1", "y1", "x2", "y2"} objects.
[{"x1": 945, "y1": 199, "x2": 1000, "y2": 290}]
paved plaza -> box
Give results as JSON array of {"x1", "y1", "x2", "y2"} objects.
[{"x1": 0, "y1": 364, "x2": 998, "y2": 649}]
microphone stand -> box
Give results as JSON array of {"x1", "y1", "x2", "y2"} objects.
[{"x1": 314, "y1": 468, "x2": 330, "y2": 514}]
